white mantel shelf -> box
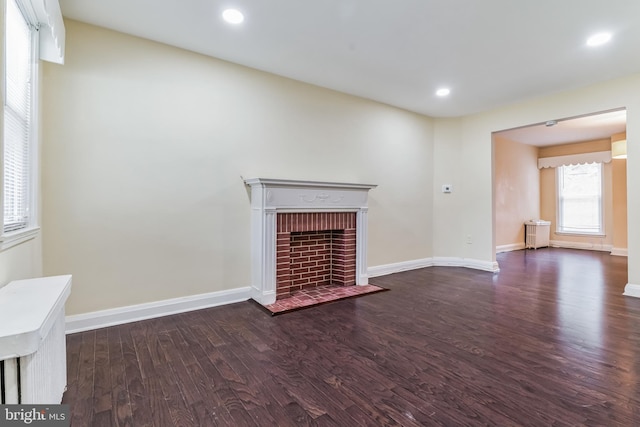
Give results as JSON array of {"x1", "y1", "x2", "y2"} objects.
[
  {"x1": 244, "y1": 178, "x2": 377, "y2": 212},
  {"x1": 244, "y1": 178, "x2": 377, "y2": 190},
  {"x1": 244, "y1": 178, "x2": 377, "y2": 305}
]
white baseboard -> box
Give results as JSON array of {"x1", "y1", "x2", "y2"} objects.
[
  {"x1": 368, "y1": 257, "x2": 501, "y2": 277},
  {"x1": 623, "y1": 283, "x2": 640, "y2": 298},
  {"x1": 611, "y1": 247, "x2": 628, "y2": 257},
  {"x1": 550, "y1": 240, "x2": 613, "y2": 252},
  {"x1": 433, "y1": 257, "x2": 500, "y2": 273},
  {"x1": 67, "y1": 255, "x2": 503, "y2": 333},
  {"x1": 496, "y1": 243, "x2": 526, "y2": 253},
  {"x1": 368, "y1": 258, "x2": 434, "y2": 277},
  {"x1": 65, "y1": 286, "x2": 251, "y2": 334}
]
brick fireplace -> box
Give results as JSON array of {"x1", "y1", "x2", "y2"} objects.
[
  {"x1": 276, "y1": 212, "x2": 356, "y2": 299},
  {"x1": 244, "y1": 178, "x2": 376, "y2": 305}
]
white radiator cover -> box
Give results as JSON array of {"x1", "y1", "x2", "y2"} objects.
[
  {"x1": 525, "y1": 220, "x2": 551, "y2": 249},
  {"x1": 0, "y1": 275, "x2": 72, "y2": 404}
]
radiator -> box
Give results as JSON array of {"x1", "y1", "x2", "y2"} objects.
[
  {"x1": 525, "y1": 220, "x2": 551, "y2": 249},
  {"x1": 0, "y1": 275, "x2": 72, "y2": 404}
]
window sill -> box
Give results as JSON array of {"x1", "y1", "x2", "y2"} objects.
[
  {"x1": 555, "y1": 231, "x2": 605, "y2": 238},
  {"x1": 0, "y1": 227, "x2": 40, "y2": 252}
]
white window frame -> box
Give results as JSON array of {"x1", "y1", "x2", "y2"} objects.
[
  {"x1": 556, "y1": 163, "x2": 604, "y2": 236},
  {"x1": 1, "y1": 0, "x2": 40, "y2": 251}
]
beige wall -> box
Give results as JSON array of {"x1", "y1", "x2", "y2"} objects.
[
  {"x1": 0, "y1": 1, "x2": 43, "y2": 288},
  {"x1": 0, "y1": 238, "x2": 43, "y2": 286},
  {"x1": 493, "y1": 136, "x2": 540, "y2": 248},
  {"x1": 31, "y1": 19, "x2": 640, "y2": 313},
  {"x1": 431, "y1": 118, "x2": 463, "y2": 256},
  {"x1": 539, "y1": 139, "x2": 620, "y2": 250},
  {"x1": 433, "y1": 115, "x2": 497, "y2": 260},
  {"x1": 42, "y1": 20, "x2": 434, "y2": 315}
]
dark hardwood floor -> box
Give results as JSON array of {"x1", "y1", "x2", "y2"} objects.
[{"x1": 63, "y1": 248, "x2": 640, "y2": 426}]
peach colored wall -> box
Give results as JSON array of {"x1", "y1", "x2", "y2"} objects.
[
  {"x1": 539, "y1": 139, "x2": 624, "y2": 251},
  {"x1": 538, "y1": 139, "x2": 611, "y2": 157},
  {"x1": 612, "y1": 159, "x2": 628, "y2": 252},
  {"x1": 494, "y1": 135, "x2": 540, "y2": 249}
]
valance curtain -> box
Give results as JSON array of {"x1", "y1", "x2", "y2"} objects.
[
  {"x1": 537, "y1": 151, "x2": 611, "y2": 169},
  {"x1": 33, "y1": 0, "x2": 66, "y2": 64}
]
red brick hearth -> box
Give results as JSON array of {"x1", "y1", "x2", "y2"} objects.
[{"x1": 276, "y1": 212, "x2": 356, "y2": 299}]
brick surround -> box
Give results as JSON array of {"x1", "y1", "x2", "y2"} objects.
[{"x1": 276, "y1": 212, "x2": 357, "y2": 299}]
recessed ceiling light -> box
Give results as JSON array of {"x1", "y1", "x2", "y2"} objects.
[
  {"x1": 586, "y1": 32, "x2": 612, "y2": 47},
  {"x1": 222, "y1": 8, "x2": 244, "y2": 24},
  {"x1": 436, "y1": 88, "x2": 450, "y2": 97}
]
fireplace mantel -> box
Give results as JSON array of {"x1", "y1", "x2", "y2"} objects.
[
  {"x1": 244, "y1": 178, "x2": 377, "y2": 305},
  {"x1": 244, "y1": 178, "x2": 376, "y2": 211}
]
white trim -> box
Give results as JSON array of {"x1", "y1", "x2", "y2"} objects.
[
  {"x1": 556, "y1": 163, "x2": 604, "y2": 236},
  {"x1": 31, "y1": 0, "x2": 66, "y2": 64},
  {"x1": 550, "y1": 240, "x2": 612, "y2": 252},
  {"x1": 434, "y1": 257, "x2": 500, "y2": 272},
  {"x1": 538, "y1": 151, "x2": 611, "y2": 168},
  {"x1": 243, "y1": 177, "x2": 377, "y2": 190},
  {"x1": 65, "y1": 287, "x2": 251, "y2": 334},
  {"x1": 368, "y1": 257, "x2": 500, "y2": 275},
  {"x1": 464, "y1": 258, "x2": 501, "y2": 273},
  {"x1": 65, "y1": 255, "x2": 510, "y2": 334},
  {"x1": 611, "y1": 247, "x2": 628, "y2": 257},
  {"x1": 1, "y1": 2, "x2": 40, "y2": 245},
  {"x1": 251, "y1": 287, "x2": 276, "y2": 305},
  {"x1": 554, "y1": 231, "x2": 605, "y2": 237},
  {"x1": 0, "y1": 226, "x2": 40, "y2": 251},
  {"x1": 623, "y1": 283, "x2": 640, "y2": 298},
  {"x1": 368, "y1": 258, "x2": 434, "y2": 277},
  {"x1": 496, "y1": 243, "x2": 526, "y2": 253}
]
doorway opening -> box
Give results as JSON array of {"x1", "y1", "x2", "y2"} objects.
[{"x1": 492, "y1": 108, "x2": 628, "y2": 264}]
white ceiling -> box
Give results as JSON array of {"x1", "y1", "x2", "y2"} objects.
[{"x1": 59, "y1": 0, "x2": 636, "y2": 142}]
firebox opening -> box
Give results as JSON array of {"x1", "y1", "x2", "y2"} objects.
[{"x1": 275, "y1": 212, "x2": 357, "y2": 300}]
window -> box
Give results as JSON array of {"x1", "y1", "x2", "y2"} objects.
[
  {"x1": 556, "y1": 163, "x2": 603, "y2": 235},
  {"x1": 2, "y1": 0, "x2": 39, "y2": 248}
]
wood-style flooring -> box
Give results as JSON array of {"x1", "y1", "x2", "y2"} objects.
[{"x1": 63, "y1": 248, "x2": 640, "y2": 426}]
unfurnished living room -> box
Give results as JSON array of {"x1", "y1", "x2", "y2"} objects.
[{"x1": 1, "y1": 0, "x2": 640, "y2": 426}]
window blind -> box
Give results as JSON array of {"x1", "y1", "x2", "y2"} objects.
[
  {"x1": 557, "y1": 163, "x2": 603, "y2": 234},
  {"x1": 3, "y1": 0, "x2": 34, "y2": 233}
]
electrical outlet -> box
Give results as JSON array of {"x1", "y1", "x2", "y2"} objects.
[
  {"x1": 442, "y1": 184, "x2": 452, "y2": 193},
  {"x1": 466, "y1": 234, "x2": 472, "y2": 244}
]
